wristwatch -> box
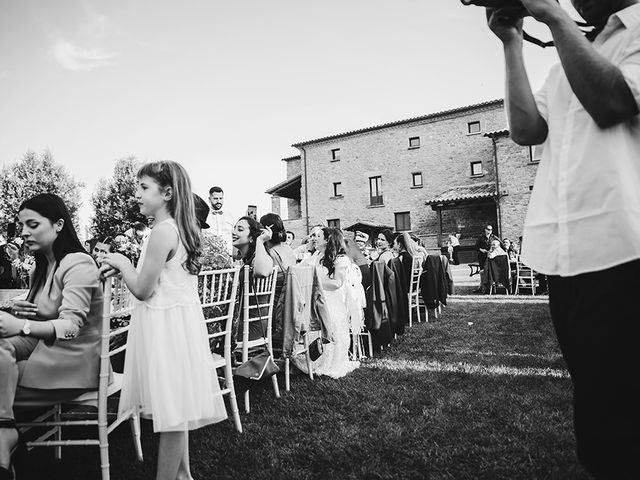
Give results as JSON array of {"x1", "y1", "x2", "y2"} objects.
[{"x1": 20, "y1": 319, "x2": 31, "y2": 336}]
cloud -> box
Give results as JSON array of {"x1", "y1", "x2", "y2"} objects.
[{"x1": 51, "y1": 39, "x2": 115, "y2": 71}]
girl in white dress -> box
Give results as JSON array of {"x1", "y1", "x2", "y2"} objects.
[{"x1": 101, "y1": 161, "x2": 226, "y2": 480}]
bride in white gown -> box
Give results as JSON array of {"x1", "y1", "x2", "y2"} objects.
[{"x1": 296, "y1": 227, "x2": 360, "y2": 378}]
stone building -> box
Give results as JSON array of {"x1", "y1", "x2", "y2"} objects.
[{"x1": 266, "y1": 99, "x2": 541, "y2": 262}]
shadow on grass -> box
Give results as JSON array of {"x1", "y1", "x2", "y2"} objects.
[{"x1": 19, "y1": 302, "x2": 588, "y2": 480}]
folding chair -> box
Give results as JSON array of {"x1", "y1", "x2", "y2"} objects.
[
  {"x1": 514, "y1": 257, "x2": 539, "y2": 295},
  {"x1": 408, "y1": 254, "x2": 427, "y2": 327},
  {"x1": 198, "y1": 267, "x2": 242, "y2": 432},
  {"x1": 16, "y1": 275, "x2": 143, "y2": 480},
  {"x1": 236, "y1": 266, "x2": 280, "y2": 413}
]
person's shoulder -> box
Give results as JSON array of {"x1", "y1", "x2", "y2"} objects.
[{"x1": 58, "y1": 252, "x2": 99, "y2": 277}]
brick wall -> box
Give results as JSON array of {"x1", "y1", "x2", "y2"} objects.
[{"x1": 301, "y1": 102, "x2": 506, "y2": 249}]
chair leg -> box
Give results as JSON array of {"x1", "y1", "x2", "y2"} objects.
[
  {"x1": 244, "y1": 390, "x2": 250, "y2": 414},
  {"x1": 54, "y1": 405, "x2": 62, "y2": 461},
  {"x1": 416, "y1": 300, "x2": 421, "y2": 324},
  {"x1": 303, "y1": 334, "x2": 314, "y2": 380},
  {"x1": 130, "y1": 411, "x2": 144, "y2": 461},
  {"x1": 98, "y1": 419, "x2": 110, "y2": 480},
  {"x1": 408, "y1": 300, "x2": 413, "y2": 327},
  {"x1": 367, "y1": 333, "x2": 373, "y2": 358},
  {"x1": 285, "y1": 359, "x2": 290, "y2": 392},
  {"x1": 271, "y1": 373, "x2": 280, "y2": 399},
  {"x1": 226, "y1": 374, "x2": 243, "y2": 433}
]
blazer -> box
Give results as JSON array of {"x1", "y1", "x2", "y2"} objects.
[
  {"x1": 365, "y1": 261, "x2": 396, "y2": 347},
  {"x1": 20, "y1": 252, "x2": 104, "y2": 390},
  {"x1": 387, "y1": 257, "x2": 408, "y2": 336}
]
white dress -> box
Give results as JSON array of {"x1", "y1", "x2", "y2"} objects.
[
  {"x1": 302, "y1": 256, "x2": 360, "y2": 379},
  {"x1": 118, "y1": 219, "x2": 227, "y2": 432}
]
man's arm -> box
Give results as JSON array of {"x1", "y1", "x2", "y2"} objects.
[
  {"x1": 487, "y1": 8, "x2": 549, "y2": 145},
  {"x1": 523, "y1": 0, "x2": 639, "y2": 128}
]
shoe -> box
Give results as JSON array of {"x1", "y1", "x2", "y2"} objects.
[
  {"x1": 0, "y1": 420, "x2": 25, "y2": 480},
  {"x1": 472, "y1": 288, "x2": 482, "y2": 293}
]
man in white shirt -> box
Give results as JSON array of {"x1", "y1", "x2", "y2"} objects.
[
  {"x1": 488, "y1": 0, "x2": 640, "y2": 476},
  {"x1": 206, "y1": 186, "x2": 234, "y2": 254}
]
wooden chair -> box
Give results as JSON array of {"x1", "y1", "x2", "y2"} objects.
[
  {"x1": 236, "y1": 266, "x2": 280, "y2": 413},
  {"x1": 16, "y1": 275, "x2": 143, "y2": 480},
  {"x1": 408, "y1": 254, "x2": 426, "y2": 327},
  {"x1": 198, "y1": 267, "x2": 242, "y2": 432},
  {"x1": 514, "y1": 258, "x2": 539, "y2": 295}
]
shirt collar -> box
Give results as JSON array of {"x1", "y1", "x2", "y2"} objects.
[{"x1": 609, "y1": 3, "x2": 640, "y2": 30}]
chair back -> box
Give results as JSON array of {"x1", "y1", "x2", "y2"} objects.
[
  {"x1": 408, "y1": 255, "x2": 423, "y2": 297},
  {"x1": 241, "y1": 266, "x2": 278, "y2": 355},
  {"x1": 198, "y1": 267, "x2": 240, "y2": 356}
]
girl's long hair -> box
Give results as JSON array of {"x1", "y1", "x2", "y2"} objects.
[
  {"x1": 137, "y1": 161, "x2": 201, "y2": 275},
  {"x1": 19, "y1": 193, "x2": 90, "y2": 302},
  {"x1": 378, "y1": 229, "x2": 395, "y2": 248},
  {"x1": 321, "y1": 227, "x2": 346, "y2": 277},
  {"x1": 237, "y1": 216, "x2": 263, "y2": 263}
]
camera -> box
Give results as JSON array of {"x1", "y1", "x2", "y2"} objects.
[{"x1": 460, "y1": 0, "x2": 528, "y2": 12}]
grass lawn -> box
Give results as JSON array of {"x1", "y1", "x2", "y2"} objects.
[{"x1": 19, "y1": 300, "x2": 589, "y2": 479}]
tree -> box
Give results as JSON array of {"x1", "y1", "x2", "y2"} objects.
[
  {"x1": 0, "y1": 150, "x2": 84, "y2": 233},
  {"x1": 90, "y1": 156, "x2": 147, "y2": 238}
]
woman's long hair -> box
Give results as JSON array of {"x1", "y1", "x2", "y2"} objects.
[
  {"x1": 259, "y1": 213, "x2": 286, "y2": 245},
  {"x1": 137, "y1": 161, "x2": 201, "y2": 275},
  {"x1": 19, "y1": 193, "x2": 89, "y2": 302},
  {"x1": 237, "y1": 216, "x2": 263, "y2": 263},
  {"x1": 395, "y1": 232, "x2": 420, "y2": 257},
  {"x1": 321, "y1": 227, "x2": 346, "y2": 277}
]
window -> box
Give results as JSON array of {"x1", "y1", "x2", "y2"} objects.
[
  {"x1": 331, "y1": 148, "x2": 340, "y2": 161},
  {"x1": 470, "y1": 161, "x2": 483, "y2": 176},
  {"x1": 467, "y1": 121, "x2": 481, "y2": 134},
  {"x1": 409, "y1": 137, "x2": 420, "y2": 148},
  {"x1": 369, "y1": 176, "x2": 383, "y2": 206},
  {"x1": 332, "y1": 182, "x2": 342, "y2": 197},
  {"x1": 412, "y1": 172, "x2": 423, "y2": 187},
  {"x1": 327, "y1": 218, "x2": 341, "y2": 229},
  {"x1": 529, "y1": 144, "x2": 543, "y2": 163},
  {"x1": 395, "y1": 212, "x2": 411, "y2": 232}
]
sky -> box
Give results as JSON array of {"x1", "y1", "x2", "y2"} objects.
[{"x1": 0, "y1": 0, "x2": 580, "y2": 234}]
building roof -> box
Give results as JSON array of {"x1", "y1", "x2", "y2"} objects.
[
  {"x1": 484, "y1": 129, "x2": 510, "y2": 138},
  {"x1": 265, "y1": 174, "x2": 302, "y2": 198},
  {"x1": 281, "y1": 155, "x2": 301, "y2": 162},
  {"x1": 292, "y1": 99, "x2": 504, "y2": 147},
  {"x1": 425, "y1": 182, "x2": 497, "y2": 207}
]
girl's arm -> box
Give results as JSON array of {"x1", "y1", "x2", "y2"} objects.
[{"x1": 102, "y1": 223, "x2": 177, "y2": 301}]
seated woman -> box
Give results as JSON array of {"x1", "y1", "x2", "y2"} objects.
[
  {"x1": 393, "y1": 232, "x2": 422, "y2": 286},
  {"x1": 0, "y1": 193, "x2": 103, "y2": 479},
  {"x1": 232, "y1": 216, "x2": 274, "y2": 345},
  {"x1": 294, "y1": 227, "x2": 360, "y2": 379},
  {"x1": 502, "y1": 238, "x2": 519, "y2": 261},
  {"x1": 258, "y1": 213, "x2": 296, "y2": 349},
  {"x1": 371, "y1": 229, "x2": 396, "y2": 264}
]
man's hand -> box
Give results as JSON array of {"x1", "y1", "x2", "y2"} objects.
[
  {"x1": 519, "y1": 0, "x2": 564, "y2": 24},
  {"x1": 486, "y1": 7, "x2": 524, "y2": 43}
]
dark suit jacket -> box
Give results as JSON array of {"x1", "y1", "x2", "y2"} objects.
[
  {"x1": 388, "y1": 257, "x2": 408, "y2": 336},
  {"x1": 365, "y1": 261, "x2": 396, "y2": 347}
]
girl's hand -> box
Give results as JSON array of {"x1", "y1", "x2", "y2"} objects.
[
  {"x1": 0, "y1": 312, "x2": 24, "y2": 337},
  {"x1": 101, "y1": 252, "x2": 130, "y2": 271},
  {"x1": 258, "y1": 225, "x2": 273, "y2": 244},
  {"x1": 11, "y1": 300, "x2": 38, "y2": 318}
]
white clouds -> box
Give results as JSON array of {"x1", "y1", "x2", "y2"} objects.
[{"x1": 51, "y1": 39, "x2": 115, "y2": 71}]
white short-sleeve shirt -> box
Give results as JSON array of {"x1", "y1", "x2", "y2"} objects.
[{"x1": 521, "y1": 4, "x2": 640, "y2": 276}]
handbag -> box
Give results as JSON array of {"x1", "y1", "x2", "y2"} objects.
[
  {"x1": 233, "y1": 279, "x2": 280, "y2": 381},
  {"x1": 308, "y1": 336, "x2": 323, "y2": 361},
  {"x1": 234, "y1": 349, "x2": 279, "y2": 380}
]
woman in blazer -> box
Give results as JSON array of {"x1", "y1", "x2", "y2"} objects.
[{"x1": 0, "y1": 193, "x2": 103, "y2": 479}]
